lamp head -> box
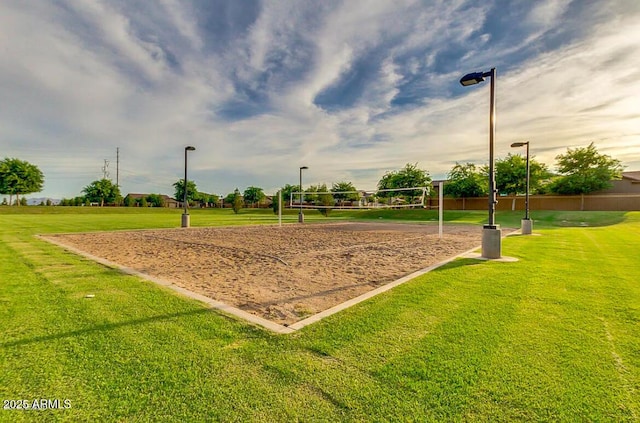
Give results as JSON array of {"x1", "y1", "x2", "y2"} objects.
[
  {"x1": 300, "y1": 166, "x2": 308, "y2": 170},
  {"x1": 460, "y1": 72, "x2": 485, "y2": 86},
  {"x1": 510, "y1": 142, "x2": 528, "y2": 148},
  {"x1": 185, "y1": 146, "x2": 196, "y2": 151}
]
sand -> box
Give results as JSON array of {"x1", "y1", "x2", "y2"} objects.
[{"x1": 44, "y1": 222, "x2": 483, "y2": 325}]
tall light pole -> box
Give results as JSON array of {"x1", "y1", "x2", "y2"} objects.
[
  {"x1": 511, "y1": 141, "x2": 532, "y2": 234},
  {"x1": 182, "y1": 146, "x2": 196, "y2": 228},
  {"x1": 460, "y1": 67, "x2": 501, "y2": 258},
  {"x1": 298, "y1": 166, "x2": 308, "y2": 223}
]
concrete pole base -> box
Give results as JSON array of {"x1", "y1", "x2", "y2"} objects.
[
  {"x1": 298, "y1": 212, "x2": 304, "y2": 223},
  {"x1": 482, "y1": 225, "x2": 502, "y2": 259},
  {"x1": 521, "y1": 218, "x2": 533, "y2": 235},
  {"x1": 181, "y1": 213, "x2": 190, "y2": 228}
]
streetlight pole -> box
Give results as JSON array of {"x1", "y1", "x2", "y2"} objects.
[
  {"x1": 182, "y1": 146, "x2": 196, "y2": 228},
  {"x1": 299, "y1": 166, "x2": 308, "y2": 223},
  {"x1": 460, "y1": 67, "x2": 501, "y2": 258},
  {"x1": 511, "y1": 141, "x2": 532, "y2": 234}
]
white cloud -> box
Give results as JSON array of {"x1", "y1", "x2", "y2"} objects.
[
  {"x1": 495, "y1": 14, "x2": 640, "y2": 168},
  {"x1": 64, "y1": 0, "x2": 168, "y2": 81},
  {"x1": 159, "y1": 0, "x2": 204, "y2": 51},
  {"x1": 526, "y1": 0, "x2": 573, "y2": 28}
]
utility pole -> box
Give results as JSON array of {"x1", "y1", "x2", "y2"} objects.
[
  {"x1": 102, "y1": 159, "x2": 110, "y2": 180},
  {"x1": 116, "y1": 147, "x2": 120, "y2": 188}
]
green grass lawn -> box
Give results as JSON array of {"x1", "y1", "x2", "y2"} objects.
[{"x1": 1, "y1": 207, "x2": 639, "y2": 421}]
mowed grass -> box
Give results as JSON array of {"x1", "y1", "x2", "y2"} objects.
[{"x1": 1, "y1": 207, "x2": 639, "y2": 421}]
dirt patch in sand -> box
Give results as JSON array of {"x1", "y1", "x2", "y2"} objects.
[{"x1": 43, "y1": 222, "x2": 483, "y2": 325}]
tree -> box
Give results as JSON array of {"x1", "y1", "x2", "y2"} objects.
[
  {"x1": 225, "y1": 189, "x2": 244, "y2": 214},
  {"x1": 278, "y1": 184, "x2": 300, "y2": 207},
  {"x1": 205, "y1": 194, "x2": 220, "y2": 208},
  {"x1": 316, "y1": 183, "x2": 334, "y2": 216},
  {"x1": 495, "y1": 154, "x2": 552, "y2": 195},
  {"x1": 82, "y1": 179, "x2": 121, "y2": 206},
  {"x1": 173, "y1": 179, "x2": 198, "y2": 205},
  {"x1": 271, "y1": 191, "x2": 280, "y2": 215},
  {"x1": 189, "y1": 191, "x2": 219, "y2": 208},
  {"x1": 231, "y1": 188, "x2": 243, "y2": 214},
  {"x1": 444, "y1": 163, "x2": 487, "y2": 198},
  {"x1": 144, "y1": 194, "x2": 164, "y2": 207},
  {"x1": 377, "y1": 163, "x2": 431, "y2": 201},
  {"x1": 243, "y1": 186, "x2": 265, "y2": 208},
  {"x1": 549, "y1": 143, "x2": 624, "y2": 195},
  {"x1": 0, "y1": 158, "x2": 44, "y2": 206},
  {"x1": 304, "y1": 185, "x2": 319, "y2": 203},
  {"x1": 331, "y1": 181, "x2": 359, "y2": 205},
  {"x1": 192, "y1": 191, "x2": 207, "y2": 208}
]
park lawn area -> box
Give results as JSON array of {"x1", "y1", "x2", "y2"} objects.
[{"x1": 1, "y1": 207, "x2": 639, "y2": 421}]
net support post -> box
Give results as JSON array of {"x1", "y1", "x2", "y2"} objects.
[
  {"x1": 278, "y1": 190, "x2": 282, "y2": 227},
  {"x1": 438, "y1": 181, "x2": 443, "y2": 239}
]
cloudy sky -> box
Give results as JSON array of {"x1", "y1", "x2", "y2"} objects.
[{"x1": 2, "y1": 0, "x2": 639, "y2": 199}]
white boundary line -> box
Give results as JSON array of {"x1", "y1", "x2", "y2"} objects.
[{"x1": 36, "y1": 228, "x2": 515, "y2": 334}]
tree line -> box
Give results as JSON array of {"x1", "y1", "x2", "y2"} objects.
[
  {"x1": 142, "y1": 164, "x2": 430, "y2": 215},
  {"x1": 0, "y1": 143, "x2": 625, "y2": 206},
  {"x1": 444, "y1": 143, "x2": 624, "y2": 198}
]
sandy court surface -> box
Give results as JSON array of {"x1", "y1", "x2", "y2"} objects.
[{"x1": 44, "y1": 222, "x2": 482, "y2": 325}]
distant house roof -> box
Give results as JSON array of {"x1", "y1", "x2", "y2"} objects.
[{"x1": 622, "y1": 171, "x2": 640, "y2": 182}]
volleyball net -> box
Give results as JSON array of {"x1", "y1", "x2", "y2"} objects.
[{"x1": 288, "y1": 186, "x2": 429, "y2": 210}]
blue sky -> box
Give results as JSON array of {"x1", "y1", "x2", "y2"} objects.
[{"x1": 1, "y1": 0, "x2": 639, "y2": 199}]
